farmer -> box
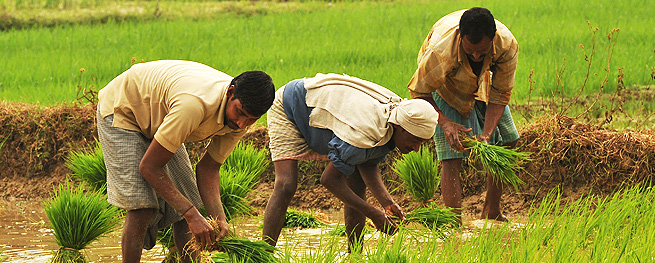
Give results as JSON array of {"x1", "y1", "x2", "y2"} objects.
[
  {"x1": 262, "y1": 73, "x2": 439, "y2": 252},
  {"x1": 96, "y1": 60, "x2": 275, "y2": 263},
  {"x1": 407, "y1": 7, "x2": 519, "y2": 221}
]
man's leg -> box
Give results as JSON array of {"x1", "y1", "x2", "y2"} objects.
[
  {"x1": 122, "y1": 208, "x2": 157, "y2": 263},
  {"x1": 172, "y1": 219, "x2": 200, "y2": 263},
  {"x1": 440, "y1": 158, "x2": 463, "y2": 223},
  {"x1": 344, "y1": 171, "x2": 367, "y2": 253},
  {"x1": 263, "y1": 160, "x2": 299, "y2": 246},
  {"x1": 480, "y1": 139, "x2": 517, "y2": 221}
]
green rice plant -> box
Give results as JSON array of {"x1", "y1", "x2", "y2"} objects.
[
  {"x1": 217, "y1": 142, "x2": 269, "y2": 221},
  {"x1": 221, "y1": 141, "x2": 269, "y2": 179},
  {"x1": 65, "y1": 141, "x2": 106, "y2": 193},
  {"x1": 461, "y1": 136, "x2": 531, "y2": 191},
  {"x1": 220, "y1": 168, "x2": 259, "y2": 222},
  {"x1": 327, "y1": 224, "x2": 373, "y2": 237},
  {"x1": 283, "y1": 209, "x2": 325, "y2": 229},
  {"x1": 208, "y1": 237, "x2": 279, "y2": 263},
  {"x1": 404, "y1": 205, "x2": 459, "y2": 232},
  {"x1": 392, "y1": 145, "x2": 439, "y2": 204},
  {"x1": 43, "y1": 180, "x2": 122, "y2": 263}
]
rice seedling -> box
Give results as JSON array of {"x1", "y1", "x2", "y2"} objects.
[
  {"x1": 221, "y1": 141, "x2": 269, "y2": 179},
  {"x1": 65, "y1": 141, "x2": 106, "y2": 193},
  {"x1": 284, "y1": 209, "x2": 325, "y2": 229},
  {"x1": 328, "y1": 224, "x2": 374, "y2": 237},
  {"x1": 461, "y1": 136, "x2": 531, "y2": 191},
  {"x1": 392, "y1": 145, "x2": 440, "y2": 204},
  {"x1": 43, "y1": 180, "x2": 122, "y2": 263},
  {"x1": 219, "y1": 168, "x2": 258, "y2": 222},
  {"x1": 188, "y1": 218, "x2": 278, "y2": 263},
  {"x1": 218, "y1": 142, "x2": 270, "y2": 221},
  {"x1": 403, "y1": 205, "x2": 459, "y2": 232}
]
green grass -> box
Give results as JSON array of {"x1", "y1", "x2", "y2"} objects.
[
  {"x1": 1, "y1": 0, "x2": 653, "y2": 108},
  {"x1": 270, "y1": 184, "x2": 655, "y2": 262}
]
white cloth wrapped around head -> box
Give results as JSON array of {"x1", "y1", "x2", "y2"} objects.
[{"x1": 388, "y1": 99, "x2": 439, "y2": 139}]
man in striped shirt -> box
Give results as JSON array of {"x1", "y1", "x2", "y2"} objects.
[{"x1": 408, "y1": 7, "x2": 520, "y2": 222}]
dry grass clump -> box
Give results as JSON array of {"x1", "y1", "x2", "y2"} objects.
[{"x1": 518, "y1": 115, "x2": 655, "y2": 193}]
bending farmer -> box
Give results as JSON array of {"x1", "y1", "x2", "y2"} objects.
[
  {"x1": 263, "y1": 73, "x2": 438, "y2": 252},
  {"x1": 408, "y1": 7, "x2": 520, "y2": 221},
  {"x1": 96, "y1": 60, "x2": 275, "y2": 263}
]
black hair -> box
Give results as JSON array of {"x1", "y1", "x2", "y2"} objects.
[
  {"x1": 229, "y1": 71, "x2": 275, "y2": 117},
  {"x1": 459, "y1": 7, "x2": 497, "y2": 44}
]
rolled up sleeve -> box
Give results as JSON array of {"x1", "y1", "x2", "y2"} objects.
[{"x1": 489, "y1": 41, "x2": 519, "y2": 105}]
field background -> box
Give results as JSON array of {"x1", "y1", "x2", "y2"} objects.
[{"x1": 1, "y1": 0, "x2": 654, "y2": 113}]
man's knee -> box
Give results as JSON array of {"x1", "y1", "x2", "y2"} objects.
[{"x1": 274, "y1": 176, "x2": 298, "y2": 199}]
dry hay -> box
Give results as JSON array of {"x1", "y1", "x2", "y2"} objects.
[{"x1": 516, "y1": 115, "x2": 655, "y2": 199}]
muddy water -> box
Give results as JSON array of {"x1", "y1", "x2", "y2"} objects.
[{"x1": 0, "y1": 199, "x2": 348, "y2": 262}]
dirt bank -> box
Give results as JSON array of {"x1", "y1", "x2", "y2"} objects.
[{"x1": 1, "y1": 102, "x2": 654, "y2": 218}]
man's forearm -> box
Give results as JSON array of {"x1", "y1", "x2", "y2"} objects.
[
  {"x1": 481, "y1": 103, "x2": 506, "y2": 140},
  {"x1": 357, "y1": 163, "x2": 393, "y2": 207},
  {"x1": 141, "y1": 165, "x2": 195, "y2": 214},
  {"x1": 196, "y1": 155, "x2": 226, "y2": 221},
  {"x1": 321, "y1": 163, "x2": 378, "y2": 216}
]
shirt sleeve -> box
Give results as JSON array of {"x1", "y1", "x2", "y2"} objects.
[
  {"x1": 407, "y1": 47, "x2": 451, "y2": 99},
  {"x1": 205, "y1": 129, "x2": 247, "y2": 164},
  {"x1": 489, "y1": 40, "x2": 519, "y2": 105},
  {"x1": 327, "y1": 136, "x2": 386, "y2": 175},
  {"x1": 154, "y1": 95, "x2": 205, "y2": 153}
]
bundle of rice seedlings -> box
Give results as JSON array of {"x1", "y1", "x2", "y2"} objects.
[
  {"x1": 220, "y1": 168, "x2": 259, "y2": 222},
  {"x1": 328, "y1": 224, "x2": 374, "y2": 237},
  {"x1": 403, "y1": 205, "x2": 459, "y2": 231},
  {"x1": 283, "y1": 209, "x2": 325, "y2": 228},
  {"x1": 43, "y1": 181, "x2": 122, "y2": 263},
  {"x1": 188, "y1": 218, "x2": 278, "y2": 263},
  {"x1": 218, "y1": 141, "x2": 270, "y2": 221},
  {"x1": 392, "y1": 145, "x2": 440, "y2": 204},
  {"x1": 65, "y1": 141, "x2": 106, "y2": 193},
  {"x1": 221, "y1": 141, "x2": 269, "y2": 178},
  {"x1": 461, "y1": 136, "x2": 531, "y2": 191}
]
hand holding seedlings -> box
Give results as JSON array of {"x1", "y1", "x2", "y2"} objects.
[
  {"x1": 385, "y1": 203, "x2": 406, "y2": 221},
  {"x1": 460, "y1": 135, "x2": 531, "y2": 191}
]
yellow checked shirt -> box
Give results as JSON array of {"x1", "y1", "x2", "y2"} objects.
[
  {"x1": 97, "y1": 60, "x2": 247, "y2": 164},
  {"x1": 407, "y1": 9, "x2": 519, "y2": 118}
]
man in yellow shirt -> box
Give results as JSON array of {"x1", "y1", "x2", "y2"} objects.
[
  {"x1": 408, "y1": 7, "x2": 520, "y2": 221},
  {"x1": 97, "y1": 60, "x2": 275, "y2": 263}
]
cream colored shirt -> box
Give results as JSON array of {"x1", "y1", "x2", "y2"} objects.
[
  {"x1": 98, "y1": 60, "x2": 246, "y2": 164},
  {"x1": 408, "y1": 9, "x2": 519, "y2": 118}
]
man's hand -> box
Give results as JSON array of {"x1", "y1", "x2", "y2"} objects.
[
  {"x1": 441, "y1": 121, "x2": 472, "y2": 152},
  {"x1": 370, "y1": 209, "x2": 399, "y2": 235},
  {"x1": 215, "y1": 218, "x2": 230, "y2": 240},
  {"x1": 384, "y1": 203, "x2": 406, "y2": 221},
  {"x1": 184, "y1": 207, "x2": 216, "y2": 249}
]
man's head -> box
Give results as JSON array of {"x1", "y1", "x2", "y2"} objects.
[
  {"x1": 389, "y1": 99, "x2": 439, "y2": 154},
  {"x1": 225, "y1": 71, "x2": 275, "y2": 129},
  {"x1": 459, "y1": 7, "x2": 496, "y2": 62}
]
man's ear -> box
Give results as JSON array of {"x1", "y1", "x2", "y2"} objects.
[{"x1": 226, "y1": 85, "x2": 236, "y2": 100}]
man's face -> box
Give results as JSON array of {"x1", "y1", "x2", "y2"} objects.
[
  {"x1": 392, "y1": 125, "x2": 430, "y2": 154},
  {"x1": 224, "y1": 86, "x2": 260, "y2": 129},
  {"x1": 461, "y1": 35, "x2": 493, "y2": 63}
]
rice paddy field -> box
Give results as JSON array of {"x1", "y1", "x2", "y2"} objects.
[{"x1": 1, "y1": 0, "x2": 655, "y2": 262}]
